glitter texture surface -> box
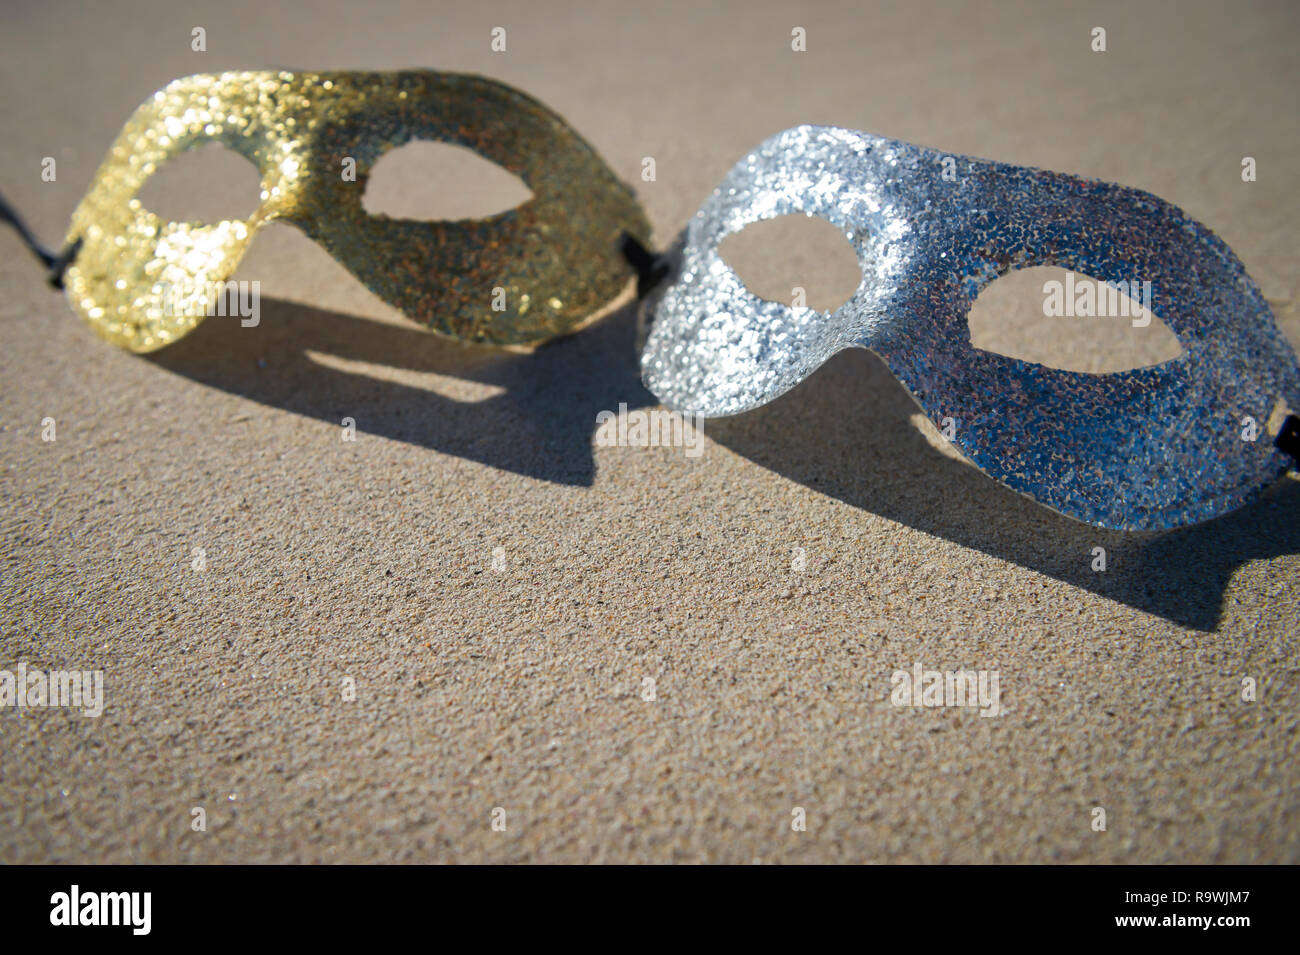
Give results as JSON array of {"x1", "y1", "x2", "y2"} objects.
[
  {"x1": 63, "y1": 70, "x2": 650, "y2": 352},
  {"x1": 640, "y1": 126, "x2": 1300, "y2": 530}
]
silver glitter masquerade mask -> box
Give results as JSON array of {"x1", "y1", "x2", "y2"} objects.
[{"x1": 638, "y1": 125, "x2": 1300, "y2": 531}]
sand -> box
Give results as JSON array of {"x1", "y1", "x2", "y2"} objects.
[{"x1": 1, "y1": 0, "x2": 1297, "y2": 863}]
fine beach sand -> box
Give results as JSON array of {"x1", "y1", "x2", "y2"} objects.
[{"x1": 1, "y1": 0, "x2": 1297, "y2": 863}]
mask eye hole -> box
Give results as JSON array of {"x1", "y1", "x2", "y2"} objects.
[
  {"x1": 362, "y1": 141, "x2": 533, "y2": 221},
  {"x1": 717, "y1": 213, "x2": 860, "y2": 313},
  {"x1": 136, "y1": 142, "x2": 263, "y2": 223},
  {"x1": 968, "y1": 266, "x2": 1183, "y2": 373}
]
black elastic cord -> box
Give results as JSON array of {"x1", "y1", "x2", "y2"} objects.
[
  {"x1": 0, "y1": 191, "x2": 81, "y2": 289},
  {"x1": 618, "y1": 232, "x2": 670, "y2": 299},
  {"x1": 1276, "y1": 414, "x2": 1300, "y2": 462}
]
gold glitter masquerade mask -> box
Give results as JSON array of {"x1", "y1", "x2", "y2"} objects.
[{"x1": 58, "y1": 70, "x2": 650, "y2": 352}]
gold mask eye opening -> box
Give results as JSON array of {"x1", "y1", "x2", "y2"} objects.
[
  {"x1": 136, "y1": 141, "x2": 265, "y2": 225},
  {"x1": 360, "y1": 140, "x2": 534, "y2": 222}
]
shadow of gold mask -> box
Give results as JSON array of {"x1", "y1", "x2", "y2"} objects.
[{"x1": 61, "y1": 69, "x2": 650, "y2": 352}]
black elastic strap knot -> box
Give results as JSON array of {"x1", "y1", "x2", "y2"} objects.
[
  {"x1": 618, "y1": 232, "x2": 670, "y2": 299},
  {"x1": 0, "y1": 191, "x2": 80, "y2": 289},
  {"x1": 1275, "y1": 414, "x2": 1300, "y2": 462}
]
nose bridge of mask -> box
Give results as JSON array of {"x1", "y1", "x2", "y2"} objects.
[
  {"x1": 62, "y1": 70, "x2": 650, "y2": 353},
  {"x1": 641, "y1": 125, "x2": 1300, "y2": 530}
]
